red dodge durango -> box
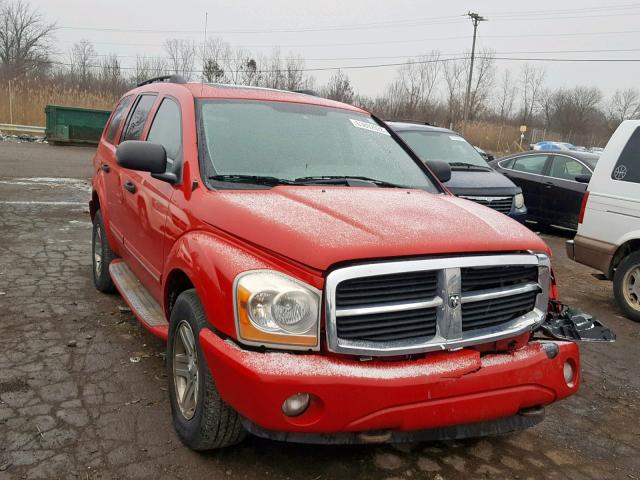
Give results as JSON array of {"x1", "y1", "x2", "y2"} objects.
[{"x1": 90, "y1": 75, "x2": 581, "y2": 450}]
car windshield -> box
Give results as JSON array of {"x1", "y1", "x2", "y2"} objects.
[
  {"x1": 396, "y1": 130, "x2": 490, "y2": 169},
  {"x1": 198, "y1": 100, "x2": 439, "y2": 191}
]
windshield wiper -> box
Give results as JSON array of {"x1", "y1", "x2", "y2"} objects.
[
  {"x1": 208, "y1": 174, "x2": 296, "y2": 186},
  {"x1": 294, "y1": 175, "x2": 405, "y2": 188},
  {"x1": 448, "y1": 162, "x2": 492, "y2": 171}
]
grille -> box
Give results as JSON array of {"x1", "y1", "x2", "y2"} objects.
[
  {"x1": 461, "y1": 196, "x2": 513, "y2": 214},
  {"x1": 461, "y1": 291, "x2": 538, "y2": 332},
  {"x1": 461, "y1": 265, "x2": 538, "y2": 292},
  {"x1": 336, "y1": 307, "x2": 437, "y2": 342},
  {"x1": 336, "y1": 270, "x2": 438, "y2": 308},
  {"x1": 326, "y1": 254, "x2": 549, "y2": 356}
]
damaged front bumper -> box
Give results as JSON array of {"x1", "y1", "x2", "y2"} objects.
[
  {"x1": 539, "y1": 301, "x2": 616, "y2": 343},
  {"x1": 199, "y1": 328, "x2": 580, "y2": 442}
]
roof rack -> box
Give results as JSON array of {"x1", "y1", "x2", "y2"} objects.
[
  {"x1": 292, "y1": 89, "x2": 318, "y2": 96},
  {"x1": 386, "y1": 119, "x2": 432, "y2": 126},
  {"x1": 137, "y1": 74, "x2": 187, "y2": 87}
]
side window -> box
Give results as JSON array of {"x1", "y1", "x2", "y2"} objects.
[
  {"x1": 511, "y1": 155, "x2": 549, "y2": 175},
  {"x1": 146, "y1": 98, "x2": 182, "y2": 163},
  {"x1": 499, "y1": 158, "x2": 515, "y2": 169},
  {"x1": 612, "y1": 126, "x2": 640, "y2": 183},
  {"x1": 549, "y1": 156, "x2": 589, "y2": 181},
  {"x1": 121, "y1": 94, "x2": 157, "y2": 142},
  {"x1": 105, "y1": 95, "x2": 132, "y2": 144}
]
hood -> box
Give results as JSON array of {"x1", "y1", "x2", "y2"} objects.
[
  {"x1": 200, "y1": 186, "x2": 548, "y2": 271},
  {"x1": 444, "y1": 169, "x2": 520, "y2": 197}
]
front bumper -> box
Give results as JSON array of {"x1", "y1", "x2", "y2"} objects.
[{"x1": 200, "y1": 330, "x2": 579, "y2": 437}]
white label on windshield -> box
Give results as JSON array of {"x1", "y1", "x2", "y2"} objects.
[
  {"x1": 449, "y1": 135, "x2": 465, "y2": 141},
  {"x1": 350, "y1": 119, "x2": 390, "y2": 135}
]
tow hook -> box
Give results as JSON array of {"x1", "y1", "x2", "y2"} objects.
[{"x1": 540, "y1": 301, "x2": 616, "y2": 343}]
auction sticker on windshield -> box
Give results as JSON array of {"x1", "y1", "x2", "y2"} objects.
[{"x1": 350, "y1": 119, "x2": 390, "y2": 135}]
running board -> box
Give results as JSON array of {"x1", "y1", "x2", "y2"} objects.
[{"x1": 109, "y1": 260, "x2": 169, "y2": 340}]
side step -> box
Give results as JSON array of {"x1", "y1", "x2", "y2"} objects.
[{"x1": 109, "y1": 260, "x2": 169, "y2": 340}]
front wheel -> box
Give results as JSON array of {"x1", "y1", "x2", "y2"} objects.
[
  {"x1": 613, "y1": 251, "x2": 640, "y2": 322},
  {"x1": 167, "y1": 289, "x2": 246, "y2": 450}
]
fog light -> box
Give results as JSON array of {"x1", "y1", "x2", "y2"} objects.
[
  {"x1": 282, "y1": 393, "x2": 310, "y2": 417},
  {"x1": 563, "y1": 361, "x2": 575, "y2": 385}
]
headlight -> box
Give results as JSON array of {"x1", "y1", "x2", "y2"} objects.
[
  {"x1": 235, "y1": 270, "x2": 320, "y2": 350},
  {"x1": 514, "y1": 192, "x2": 525, "y2": 209}
]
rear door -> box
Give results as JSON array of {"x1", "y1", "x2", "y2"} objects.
[
  {"x1": 543, "y1": 154, "x2": 590, "y2": 229},
  {"x1": 98, "y1": 94, "x2": 133, "y2": 248},
  {"x1": 502, "y1": 154, "x2": 551, "y2": 221}
]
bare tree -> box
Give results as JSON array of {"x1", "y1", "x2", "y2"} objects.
[
  {"x1": 323, "y1": 70, "x2": 354, "y2": 104},
  {"x1": 520, "y1": 64, "x2": 546, "y2": 125},
  {"x1": 608, "y1": 88, "x2": 640, "y2": 125},
  {"x1": 164, "y1": 39, "x2": 197, "y2": 80},
  {"x1": 0, "y1": 0, "x2": 56, "y2": 79},
  {"x1": 543, "y1": 86, "x2": 603, "y2": 135},
  {"x1": 443, "y1": 59, "x2": 466, "y2": 125},
  {"x1": 397, "y1": 52, "x2": 441, "y2": 112},
  {"x1": 135, "y1": 55, "x2": 167, "y2": 84},
  {"x1": 495, "y1": 69, "x2": 518, "y2": 123},
  {"x1": 200, "y1": 37, "x2": 229, "y2": 82},
  {"x1": 97, "y1": 53, "x2": 126, "y2": 94},
  {"x1": 69, "y1": 39, "x2": 97, "y2": 86},
  {"x1": 465, "y1": 49, "x2": 496, "y2": 120}
]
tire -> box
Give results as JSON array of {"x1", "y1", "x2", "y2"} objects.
[
  {"x1": 613, "y1": 251, "x2": 640, "y2": 322},
  {"x1": 167, "y1": 289, "x2": 246, "y2": 450},
  {"x1": 92, "y1": 210, "x2": 116, "y2": 293}
]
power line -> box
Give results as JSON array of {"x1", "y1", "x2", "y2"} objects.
[{"x1": 37, "y1": 55, "x2": 640, "y2": 75}]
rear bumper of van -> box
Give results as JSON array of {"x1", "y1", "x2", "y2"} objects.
[{"x1": 566, "y1": 235, "x2": 616, "y2": 276}]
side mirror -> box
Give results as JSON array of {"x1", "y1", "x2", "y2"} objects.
[
  {"x1": 116, "y1": 140, "x2": 167, "y2": 175},
  {"x1": 425, "y1": 159, "x2": 452, "y2": 183},
  {"x1": 575, "y1": 174, "x2": 591, "y2": 183}
]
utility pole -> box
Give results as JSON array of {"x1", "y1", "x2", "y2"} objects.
[{"x1": 463, "y1": 12, "x2": 487, "y2": 126}]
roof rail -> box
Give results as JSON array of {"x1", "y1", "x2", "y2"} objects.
[
  {"x1": 137, "y1": 74, "x2": 187, "y2": 87},
  {"x1": 385, "y1": 119, "x2": 432, "y2": 126},
  {"x1": 292, "y1": 89, "x2": 318, "y2": 96}
]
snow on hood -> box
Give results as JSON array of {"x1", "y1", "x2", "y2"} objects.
[{"x1": 203, "y1": 186, "x2": 549, "y2": 271}]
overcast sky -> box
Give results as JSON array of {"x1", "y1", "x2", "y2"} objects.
[{"x1": 29, "y1": 0, "x2": 640, "y2": 99}]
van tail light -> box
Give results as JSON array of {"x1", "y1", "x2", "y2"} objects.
[{"x1": 578, "y1": 191, "x2": 590, "y2": 224}]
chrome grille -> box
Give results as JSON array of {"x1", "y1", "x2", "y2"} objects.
[
  {"x1": 460, "y1": 195, "x2": 513, "y2": 214},
  {"x1": 325, "y1": 254, "x2": 550, "y2": 356},
  {"x1": 336, "y1": 270, "x2": 438, "y2": 308}
]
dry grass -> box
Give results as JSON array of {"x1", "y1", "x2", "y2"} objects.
[{"x1": 0, "y1": 80, "x2": 119, "y2": 126}]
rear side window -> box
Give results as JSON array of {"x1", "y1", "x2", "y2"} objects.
[
  {"x1": 549, "y1": 156, "x2": 589, "y2": 181},
  {"x1": 511, "y1": 155, "x2": 549, "y2": 175},
  {"x1": 121, "y1": 94, "x2": 157, "y2": 142},
  {"x1": 612, "y1": 127, "x2": 640, "y2": 183},
  {"x1": 147, "y1": 98, "x2": 182, "y2": 162},
  {"x1": 105, "y1": 95, "x2": 132, "y2": 144}
]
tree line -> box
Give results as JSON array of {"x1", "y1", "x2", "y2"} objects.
[{"x1": 1, "y1": 0, "x2": 638, "y2": 146}]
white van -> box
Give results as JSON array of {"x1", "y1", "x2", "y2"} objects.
[{"x1": 566, "y1": 120, "x2": 640, "y2": 322}]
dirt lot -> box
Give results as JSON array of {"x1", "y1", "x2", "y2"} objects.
[{"x1": 0, "y1": 143, "x2": 639, "y2": 479}]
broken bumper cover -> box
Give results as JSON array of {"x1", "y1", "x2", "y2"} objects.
[{"x1": 199, "y1": 329, "x2": 579, "y2": 439}]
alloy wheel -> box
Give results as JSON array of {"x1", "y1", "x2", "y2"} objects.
[{"x1": 173, "y1": 320, "x2": 199, "y2": 420}]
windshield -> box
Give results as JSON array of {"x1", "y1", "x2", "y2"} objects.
[
  {"x1": 198, "y1": 100, "x2": 439, "y2": 191},
  {"x1": 396, "y1": 130, "x2": 490, "y2": 169}
]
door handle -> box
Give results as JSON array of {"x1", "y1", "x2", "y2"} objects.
[
  {"x1": 101, "y1": 163, "x2": 110, "y2": 173},
  {"x1": 544, "y1": 181, "x2": 554, "y2": 188},
  {"x1": 123, "y1": 180, "x2": 137, "y2": 194}
]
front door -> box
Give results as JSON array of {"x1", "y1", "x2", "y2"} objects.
[{"x1": 505, "y1": 153, "x2": 552, "y2": 222}]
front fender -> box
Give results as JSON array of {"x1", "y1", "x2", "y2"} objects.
[{"x1": 163, "y1": 231, "x2": 272, "y2": 339}]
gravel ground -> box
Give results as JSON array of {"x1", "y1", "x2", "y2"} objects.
[{"x1": 0, "y1": 143, "x2": 638, "y2": 479}]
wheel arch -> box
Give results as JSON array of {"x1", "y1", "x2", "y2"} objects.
[
  {"x1": 162, "y1": 231, "x2": 270, "y2": 339},
  {"x1": 610, "y1": 237, "x2": 640, "y2": 278}
]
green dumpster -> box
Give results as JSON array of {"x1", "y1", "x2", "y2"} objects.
[{"x1": 45, "y1": 105, "x2": 112, "y2": 145}]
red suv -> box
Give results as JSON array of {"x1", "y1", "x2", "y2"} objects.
[{"x1": 91, "y1": 75, "x2": 581, "y2": 450}]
